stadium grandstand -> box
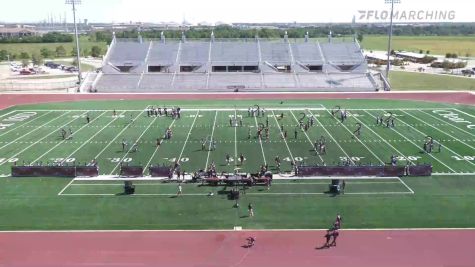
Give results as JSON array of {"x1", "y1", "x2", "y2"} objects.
[{"x1": 92, "y1": 32, "x2": 380, "y2": 92}]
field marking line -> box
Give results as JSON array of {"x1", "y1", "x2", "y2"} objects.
[
  {"x1": 110, "y1": 111, "x2": 162, "y2": 175},
  {"x1": 349, "y1": 111, "x2": 415, "y2": 165},
  {"x1": 143, "y1": 119, "x2": 178, "y2": 174},
  {"x1": 325, "y1": 109, "x2": 385, "y2": 165},
  {"x1": 0, "y1": 110, "x2": 17, "y2": 120},
  {"x1": 432, "y1": 172, "x2": 475, "y2": 176},
  {"x1": 32, "y1": 111, "x2": 108, "y2": 164},
  {"x1": 397, "y1": 177, "x2": 415, "y2": 194},
  {"x1": 70, "y1": 181, "x2": 402, "y2": 186},
  {"x1": 254, "y1": 115, "x2": 267, "y2": 166},
  {"x1": 0, "y1": 111, "x2": 79, "y2": 167},
  {"x1": 12, "y1": 108, "x2": 450, "y2": 113},
  {"x1": 271, "y1": 110, "x2": 296, "y2": 164},
  {"x1": 0, "y1": 111, "x2": 58, "y2": 151},
  {"x1": 452, "y1": 108, "x2": 475, "y2": 119},
  {"x1": 399, "y1": 110, "x2": 475, "y2": 168},
  {"x1": 307, "y1": 109, "x2": 354, "y2": 164},
  {"x1": 59, "y1": 191, "x2": 413, "y2": 196},
  {"x1": 57, "y1": 178, "x2": 77, "y2": 196},
  {"x1": 0, "y1": 111, "x2": 54, "y2": 139},
  {"x1": 234, "y1": 109, "x2": 238, "y2": 167},
  {"x1": 419, "y1": 109, "x2": 475, "y2": 138},
  {"x1": 365, "y1": 110, "x2": 456, "y2": 173},
  {"x1": 93, "y1": 110, "x2": 146, "y2": 160},
  {"x1": 13, "y1": 108, "x2": 327, "y2": 112},
  {"x1": 204, "y1": 111, "x2": 218, "y2": 170},
  {"x1": 289, "y1": 110, "x2": 324, "y2": 164},
  {"x1": 3, "y1": 228, "x2": 475, "y2": 233},
  {"x1": 403, "y1": 110, "x2": 475, "y2": 151},
  {"x1": 62, "y1": 111, "x2": 127, "y2": 164},
  {"x1": 177, "y1": 110, "x2": 200, "y2": 163}
]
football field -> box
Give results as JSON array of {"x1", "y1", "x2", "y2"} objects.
[{"x1": 0, "y1": 99, "x2": 474, "y2": 230}]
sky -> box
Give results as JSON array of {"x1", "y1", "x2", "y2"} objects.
[{"x1": 0, "y1": 0, "x2": 472, "y2": 24}]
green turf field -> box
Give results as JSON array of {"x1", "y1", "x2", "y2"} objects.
[
  {"x1": 0, "y1": 99, "x2": 474, "y2": 230},
  {"x1": 389, "y1": 71, "x2": 475, "y2": 91}
]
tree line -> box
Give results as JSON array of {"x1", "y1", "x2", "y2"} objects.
[
  {"x1": 0, "y1": 32, "x2": 73, "y2": 43},
  {"x1": 89, "y1": 24, "x2": 475, "y2": 43},
  {"x1": 0, "y1": 45, "x2": 102, "y2": 62}
]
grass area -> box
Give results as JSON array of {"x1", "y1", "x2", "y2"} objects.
[
  {"x1": 362, "y1": 35, "x2": 475, "y2": 56},
  {"x1": 0, "y1": 39, "x2": 108, "y2": 58},
  {"x1": 389, "y1": 71, "x2": 475, "y2": 91},
  {"x1": 0, "y1": 99, "x2": 474, "y2": 230}
]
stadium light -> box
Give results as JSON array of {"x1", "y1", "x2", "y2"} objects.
[
  {"x1": 384, "y1": 0, "x2": 401, "y2": 88},
  {"x1": 66, "y1": 0, "x2": 82, "y2": 88}
]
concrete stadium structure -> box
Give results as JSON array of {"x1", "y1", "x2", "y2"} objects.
[{"x1": 92, "y1": 33, "x2": 380, "y2": 92}]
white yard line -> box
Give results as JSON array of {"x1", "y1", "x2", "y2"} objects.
[
  {"x1": 13, "y1": 108, "x2": 328, "y2": 112},
  {"x1": 289, "y1": 110, "x2": 324, "y2": 164},
  {"x1": 271, "y1": 110, "x2": 294, "y2": 163},
  {"x1": 59, "y1": 191, "x2": 413, "y2": 197},
  {"x1": 204, "y1": 111, "x2": 218, "y2": 170},
  {"x1": 397, "y1": 177, "x2": 415, "y2": 194},
  {"x1": 57, "y1": 178, "x2": 77, "y2": 196},
  {"x1": 0, "y1": 111, "x2": 79, "y2": 166},
  {"x1": 234, "y1": 109, "x2": 238, "y2": 167},
  {"x1": 349, "y1": 111, "x2": 414, "y2": 165},
  {"x1": 110, "y1": 112, "x2": 161, "y2": 175},
  {"x1": 246, "y1": 192, "x2": 413, "y2": 195},
  {"x1": 402, "y1": 110, "x2": 475, "y2": 151},
  {"x1": 93, "y1": 110, "x2": 146, "y2": 160},
  {"x1": 0, "y1": 111, "x2": 53, "y2": 139},
  {"x1": 307, "y1": 109, "x2": 354, "y2": 164},
  {"x1": 70, "y1": 181, "x2": 402, "y2": 186},
  {"x1": 143, "y1": 118, "x2": 178, "y2": 174},
  {"x1": 364, "y1": 110, "x2": 456, "y2": 173},
  {"x1": 399, "y1": 110, "x2": 475, "y2": 168},
  {"x1": 325, "y1": 109, "x2": 385, "y2": 165},
  {"x1": 61, "y1": 111, "x2": 126, "y2": 164},
  {"x1": 432, "y1": 172, "x2": 475, "y2": 176},
  {"x1": 419, "y1": 110, "x2": 475, "y2": 138},
  {"x1": 177, "y1": 110, "x2": 200, "y2": 163},
  {"x1": 32, "y1": 111, "x2": 108, "y2": 164},
  {"x1": 0, "y1": 113, "x2": 57, "y2": 149},
  {"x1": 254, "y1": 115, "x2": 267, "y2": 166},
  {"x1": 4, "y1": 227, "x2": 475, "y2": 233}
]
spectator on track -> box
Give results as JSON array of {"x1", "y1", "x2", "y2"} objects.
[
  {"x1": 330, "y1": 228, "x2": 339, "y2": 247},
  {"x1": 247, "y1": 236, "x2": 256, "y2": 247}
]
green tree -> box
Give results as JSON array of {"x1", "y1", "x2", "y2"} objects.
[
  {"x1": 21, "y1": 59, "x2": 29, "y2": 68},
  {"x1": 19, "y1": 52, "x2": 30, "y2": 60},
  {"x1": 40, "y1": 48, "x2": 54, "y2": 59},
  {"x1": 91, "y1": 45, "x2": 103, "y2": 57},
  {"x1": 55, "y1": 45, "x2": 67, "y2": 57},
  {"x1": 356, "y1": 32, "x2": 364, "y2": 43},
  {"x1": 0, "y1": 50, "x2": 8, "y2": 61},
  {"x1": 31, "y1": 53, "x2": 44, "y2": 66},
  {"x1": 72, "y1": 58, "x2": 79, "y2": 67}
]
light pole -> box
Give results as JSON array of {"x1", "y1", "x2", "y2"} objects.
[
  {"x1": 66, "y1": 0, "x2": 82, "y2": 87},
  {"x1": 385, "y1": 0, "x2": 400, "y2": 87}
]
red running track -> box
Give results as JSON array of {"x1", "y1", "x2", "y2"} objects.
[
  {"x1": 1, "y1": 230, "x2": 474, "y2": 267},
  {"x1": 0, "y1": 91, "x2": 474, "y2": 110}
]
